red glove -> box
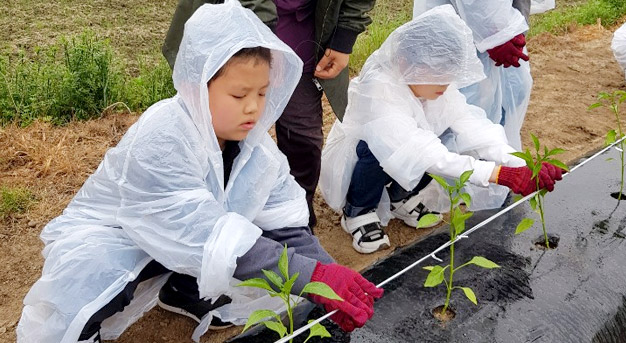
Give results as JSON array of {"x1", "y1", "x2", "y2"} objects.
[
  {"x1": 496, "y1": 165, "x2": 555, "y2": 196},
  {"x1": 542, "y1": 162, "x2": 564, "y2": 181},
  {"x1": 309, "y1": 262, "x2": 383, "y2": 332},
  {"x1": 487, "y1": 34, "x2": 529, "y2": 68}
]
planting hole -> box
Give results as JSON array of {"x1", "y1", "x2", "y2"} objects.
[
  {"x1": 533, "y1": 234, "x2": 560, "y2": 250},
  {"x1": 431, "y1": 305, "x2": 456, "y2": 322},
  {"x1": 610, "y1": 192, "x2": 626, "y2": 200}
]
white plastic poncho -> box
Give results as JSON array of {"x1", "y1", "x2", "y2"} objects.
[
  {"x1": 18, "y1": 2, "x2": 306, "y2": 342},
  {"x1": 613, "y1": 22, "x2": 626, "y2": 81},
  {"x1": 413, "y1": 0, "x2": 533, "y2": 150},
  {"x1": 319, "y1": 5, "x2": 525, "y2": 222}
]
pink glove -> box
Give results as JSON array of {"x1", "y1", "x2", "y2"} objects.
[
  {"x1": 487, "y1": 34, "x2": 529, "y2": 68},
  {"x1": 496, "y1": 165, "x2": 555, "y2": 196},
  {"x1": 309, "y1": 262, "x2": 383, "y2": 332}
]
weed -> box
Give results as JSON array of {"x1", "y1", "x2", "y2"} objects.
[
  {"x1": 237, "y1": 245, "x2": 341, "y2": 342},
  {"x1": 418, "y1": 171, "x2": 500, "y2": 316},
  {"x1": 512, "y1": 134, "x2": 569, "y2": 249},
  {"x1": 0, "y1": 186, "x2": 34, "y2": 219},
  {"x1": 589, "y1": 90, "x2": 626, "y2": 201}
]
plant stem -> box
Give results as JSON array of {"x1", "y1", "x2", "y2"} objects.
[
  {"x1": 537, "y1": 194, "x2": 549, "y2": 249},
  {"x1": 443, "y1": 241, "x2": 454, "y2": 314},
  {"x1": 286, "y1": 297, "x2": 294, "y2": 343},
  {"x1": 615, "y1": 105, "x2": 624, "y2": 201}
]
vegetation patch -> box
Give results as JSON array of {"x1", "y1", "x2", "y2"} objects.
[{"x1": 0, "y1": 186, "x2": 34, "y2": 219}]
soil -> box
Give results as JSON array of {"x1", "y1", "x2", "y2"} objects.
[
  {"x1": 1, "y1": 21, "x2": 626, "y2": 343},
  {"x1": 431, "y1": 306, "x2": 456, "y2": 322}
]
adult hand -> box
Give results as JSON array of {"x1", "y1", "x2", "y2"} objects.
[
  {"x1": 309, "y1": 262, "x2": 383, "y2": 332},
  {"x1": 314, "y1": 49, "x2": 349, "y2": 79},
  {"x1": 487, "y1": 34, "x2": 529, "y2": 68},
  {"x1": 542, "y1": 162, "x2": 564, "y2": 181},
  {"x1": 496, "y1": 165, "x2": 555, "y2": 195}
]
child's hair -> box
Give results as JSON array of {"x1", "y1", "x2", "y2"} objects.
[{"x1": 209, "y1": 47, "x2": 272, "y2": 83}]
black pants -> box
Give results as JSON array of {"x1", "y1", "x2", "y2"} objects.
[{"x1": 276, "y1": 73, "x2": 323, "y2": 229}]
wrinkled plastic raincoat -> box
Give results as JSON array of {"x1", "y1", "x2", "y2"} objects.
[
  {"x1": 613, "y1": 22, "x2": 626, "y2": 81},
  {"x1": 17, "y1": 2, "x2": 305, "y2": 342},
  {"x1": 413, "y1": 0, "x2": 532, "y2": 150},
  {"x1": 319, "y1": 5, "x2": 525, "y2": 221}
]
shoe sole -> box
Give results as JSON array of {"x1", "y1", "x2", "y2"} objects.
[
  {"x1": 341, "y1": 216, "x2": 390, "y2": 254},
  {"x1": 157, "y1": 300, "x2": 234, "y2": 330},
  {"x1": 392, "y1": 212, "x2": 443, "y2": 228}
]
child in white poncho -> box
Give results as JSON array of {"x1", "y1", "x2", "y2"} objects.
[{"x1": 320, "y1": 5, "x2": 562, "y2": 254}]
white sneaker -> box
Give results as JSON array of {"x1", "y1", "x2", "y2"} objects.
[
  {"x1": 341, "y1": 211, "x2": 391, "y2": 254},
  {"x1": 78, "y1": 331, "x2": 101, "y2": 343},
  {"x1": 391, "y1": 194, "x2": 443, "y2": 228}
]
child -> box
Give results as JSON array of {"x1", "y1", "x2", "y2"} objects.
[
  {"x1": 162, "y1": 0, "x2": 376, "y2": 229},
  {"x1": 320, "y1": 5, "x2": 562, "y2": 254},
  {"x1": 17, "y1": 2, "x2": 382, "y2": 342}
]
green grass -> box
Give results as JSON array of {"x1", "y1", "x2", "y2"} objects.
[
  {"x1": 529, "y1": 0, "x2": 626, "y2": 37},
  {"x1": 0, "y1": 186, "x2": 34, "y2": 219}
]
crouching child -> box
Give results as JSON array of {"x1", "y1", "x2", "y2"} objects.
[
  {"x1": 17, "y1": 2, "x2": 382, "y2": 342},
  {"x1": 319, "y1": 5, "x2": 562, "y2": 254}
]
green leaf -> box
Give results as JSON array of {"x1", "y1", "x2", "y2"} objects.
[
  {"x1": 416, "y1": 213, "x2": 443, "y2": 229},
  {"x1": 424, "y1": 265, "x2": 445, "y2": 287},
  {"x1": 510, "y1": 151, "x2": 533, "y2": 167},
  {"x1": 531, "y1": 133, "x2": 540, "y2": 153},
  {"x1": 607, "y1": 157, "x2": 615, "y2": 161},
  {"x1": 547, "y1": 159, "x2": 569, "y2": 172},
  {"x1": 242, "y1": 309, "x2": 280, "y2": 333},
  {"x1": 429, "y1": 173, "x2": 450, "y2": 191},
  {"x1": 301, "y1": 282, "x2": 343, "y2": 301},
  {"x1": 512, "y1": 194, "x2": 524, "y2": 203},
  {"x1": 278, "y1": 244, "x2": 289, "y2": 281},
  {"x1": 262, "y1": 269, "x2": 284, "y2": 289},
  {"x1": 532, "y1": 163, "x2": 541, "y2": 180},
  {"x1": 598, "y1": 91, "x2": 611, "y2": 100},
  {"x1": 606, "y1": 130, "x2": 617, "y2": 146},
  {"x1": 263, "y1": 320, "x2": 287, "y2": 338},
  {"x1": 459, "y1": 286, "x2": 477, "y2": 305},
  {"x1": 304, "y1": 321, "x2": 331, "y2": 342},
  {"x1": 539, "y1": 189, "x2": 548, "y2": 197},
  {"x1": 515, "y1": 218, "x2": 534, "y2": 234},
  {"x1": 588, "y1": 102, "x2": 603, "y2": 110},
  {"x1": 460, "y1": 193, "x2": 472, "y2": 207},
  {"x1": 451, "y1": 207, "x2": 466, "y2": 235},
  {"x1": 283, "y1": 272, "x2": 299, "y2": 296},
  {"x1": 459, "y1": 170, "x2": 473, "y2": 185},
  {"x1": 546, "y1": 148, "x2": 566, "y2": 157},
  {"x1": 466, "y1": 256, "x2": 500, "y2": 269},
  {"x1": 529, "y1": 195, "x2": 538, "y2": 211},
  {"x1": 237, "y1": 278, "x2": 277, "y2": 294},
  {"x1": 423, "y1": 266, "x2": 435, "y2": 271}
]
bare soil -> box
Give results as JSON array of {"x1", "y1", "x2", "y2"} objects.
[{"x1": 1, "y1": 22, "x2": 625, "y2": 343}]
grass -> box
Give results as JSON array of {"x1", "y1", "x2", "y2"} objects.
[
  {"x1": 0, "y1": 186, "x2": 34, "y2": 219},
  {"x1": 529, "y1": 0, "x2": 626, "y2": 37}
]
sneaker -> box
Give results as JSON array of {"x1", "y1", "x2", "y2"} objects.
[
  {"x1": 341, "y1": 211, "x2": 390, "y2": 254},
  {"x1": 78, "y1": 331, "x2": 101, "y2": 343},
  {"x1": 391, "y1": 194, "x2": 443, "y2": 228},
  {"x1": 158, "y1": 282, "x2": 234, "y2": 330}
]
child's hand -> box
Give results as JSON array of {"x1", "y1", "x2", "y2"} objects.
[
  {"x1": 487, "y1": 34, "x2": 529, "y2": 68},
  {"x1": 495, "y1": 165, "x2": 555, "y2": 196},
  {"x1": 308, "y1": 262, "x2": 383, "y2": 332},
  {"x1": 315, "y1": 49, "x2": 349, "y2": 79}
]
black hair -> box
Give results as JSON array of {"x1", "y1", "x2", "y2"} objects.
[{"x1": 209, "y1": 47, "x2": 272, "y2": 83}]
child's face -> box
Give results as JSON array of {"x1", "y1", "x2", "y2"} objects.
[
  {"x1": 208, "y1": 58, "x2": 270, "y2": 149},
  {"x1": 408, "y1": 84, "x2": 449, "y2": 100}
]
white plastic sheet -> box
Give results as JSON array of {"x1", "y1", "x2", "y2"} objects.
[
  {"x1": 612, "y1": 22, "x2": 626, "y2": 81},
  {"x1": 320, "y1": 6, "x2": 524, "y2": 220},
  {"x1": 530, "y1": 0, "x2": 556, "y2": 15},
  {"x1": 18, "y1": 1, "x2": 306, "y2": 342}
]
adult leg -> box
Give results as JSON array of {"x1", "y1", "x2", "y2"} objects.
[{"x1": 275, "y1": 73, "x2": 323, "y2": 229}]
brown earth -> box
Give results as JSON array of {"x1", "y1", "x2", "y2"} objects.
[{"x1": 1, "y1": 22, "x2": 625, "y2": 343}]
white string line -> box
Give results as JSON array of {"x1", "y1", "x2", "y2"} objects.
[{"x1": 275, "y1": 137, "x2": 626, "y2": 343}]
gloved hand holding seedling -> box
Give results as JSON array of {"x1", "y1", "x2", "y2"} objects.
[
  {"x1": 417, "y1": 170, "x2": 500, "y2": 319},
  {"x1": 511, "y1": 134, "x2": 568, "y2": 249},
  {"x1": 589, "y1": 90, "x2": 626, "y2": 200}
]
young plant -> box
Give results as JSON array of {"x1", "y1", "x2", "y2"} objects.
[
  {"x1": 512, "y1": 134, "x2": 569, "y2": 249},
  {"x1": 417, "y1": 170, "x2": 500, "y2": 317},
  {"x1": 589, "y1": 90, "x2": 626, "y2": 200},
  {"x1": 236, "y1": 245, "x2": 342, "y2": 342}
]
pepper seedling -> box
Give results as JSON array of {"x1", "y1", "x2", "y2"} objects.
[
  {"x1": 236, "y1": 244, "x2": 342, "y2": 342},
  {"x1": 417, "y1": 170, "x2": 500, "y2": 317},
  {"x1": 589, "y1": 90, "x2": 626, "y2": 201},
  {"x1": 512, "y1": 134, "x2": 569, "y2": 249}
]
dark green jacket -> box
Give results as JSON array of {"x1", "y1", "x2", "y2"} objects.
[{"x1": 162, "y1": 0, "x2": 376, "y2": 120}]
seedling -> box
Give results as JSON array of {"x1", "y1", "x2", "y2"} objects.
[
  {"x1": 236, "y1": 245, "x2": 342, "y2": 342},
  {"x1": 417, "y1": 170, "x2": 500, "y2": 318},
  {"x1": 512, "y1": 134, "x2": 569, "y2": 249},
  {"x1": 589, "y1": 90, "x2": 626, "y2": 200}
]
